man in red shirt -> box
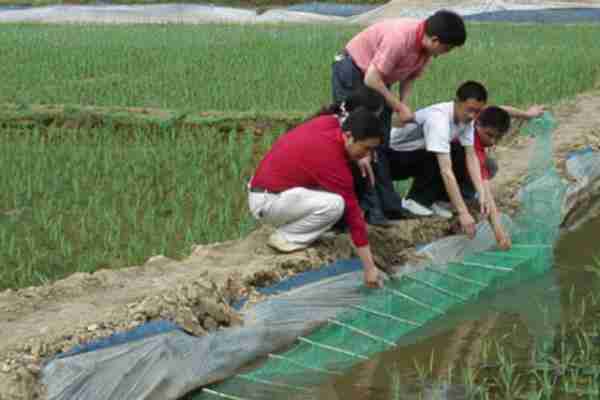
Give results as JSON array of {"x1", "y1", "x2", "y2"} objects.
[
  {"x1": 331, "y1": 10, "x2": 467, "y2": 225},
  {"x1": 248, "y1": 108, "x2": 384, "y2": 288}
]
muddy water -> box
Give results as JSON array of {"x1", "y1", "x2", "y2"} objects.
[{"x1": 312, "y1": 216, "x2": 600, "y2": 400}]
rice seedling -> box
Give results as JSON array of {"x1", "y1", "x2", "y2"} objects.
[{"x1": 0, "y1": 23, "x2": 599, "y2": 112}]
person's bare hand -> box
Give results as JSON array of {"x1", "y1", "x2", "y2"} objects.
[
  {"x1": 459, "y1": 211, "x2": 476, "y2": 239},
  {"x1": 357, "y1": 154, "x2": 375, "y2": 187},
  {"x1": 394, "y1": 102, "x2": 414, "y2": 124},
  {"x1": 364, "y1": 267, "x2": 382, "y2": 289},
  {"x1": 496, "y1": 230, "x2": 512, "y2": 250},
  {"x1": 525, "y1": 105, "x2": 545, "y2": 119},
  {"x1": 478, "y1": 191, "x2": 490, "y2": 217}
]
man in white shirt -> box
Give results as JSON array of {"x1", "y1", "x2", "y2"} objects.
[{"x1": 385, "y1": 81, "x2": 489, "y2": 238}]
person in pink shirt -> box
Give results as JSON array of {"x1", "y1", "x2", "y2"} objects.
[{"x1": 332, "y1": 10, "x2": 467, "y2": 225}]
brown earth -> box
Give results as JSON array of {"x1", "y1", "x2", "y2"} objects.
[{"x1": 1, "y1": 90, "x2": 600, "y2": 399}]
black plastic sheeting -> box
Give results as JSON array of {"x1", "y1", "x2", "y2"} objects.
[
  {"x1": 2, "y1": 3, "x2": 600, "y2": 22},
  {"x1": 286, "y1": 3, "x2": 600, "y2": 23},
  {"x1": 286, "y1": 2, "x2": 378, "y2": 17},
  {"x1": 465, "y1": 7, "x2": 600, "y2": 23},
  {"x1": 0, "y1": 5, "x2": 32, "y2": 12}
]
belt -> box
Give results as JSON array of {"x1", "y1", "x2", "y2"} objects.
[
  {"x1": 249, "y1": 186, "x2": 276, "y2": 194},
  {"x1": 334, "y1": 49, "x2": 351, "y2": 62}
]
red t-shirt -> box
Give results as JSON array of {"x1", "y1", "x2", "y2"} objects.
[
  {"x1": 474, "y1": 131, "x2": 490, "y2": 180},
  {"x1": 251, "y1": 115, "x2": 369, "y2": 247}
]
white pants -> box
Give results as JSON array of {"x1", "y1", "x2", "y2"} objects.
[{"x1": 248, "y1": 187, "x2": 345, "y2": 245}]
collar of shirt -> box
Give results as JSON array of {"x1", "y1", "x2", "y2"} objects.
[
  {"x1": 335, "y1": 129, "x2": 353, "y2": 163},
  {"x1": 415, "y1": 21, "x2": 427, "y2": 54}
]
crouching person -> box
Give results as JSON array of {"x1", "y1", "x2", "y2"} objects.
[{"x1": 248, "y1": 108, "x2": 384, "y2": 288}]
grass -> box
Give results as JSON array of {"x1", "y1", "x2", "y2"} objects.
[
  {"x1": 1, "y1": 23, "x2": 600, "y2": 112},
  {"x1": 0, "y1": 22, "x2": 600, "y2": 289},
  {"x1": 0, "y1": 125, "x2": 278, "y2": 290}
]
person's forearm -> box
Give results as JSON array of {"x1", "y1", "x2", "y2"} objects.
[
  {"x1": 364, "y1": 65, "x2": 403, "y2": 111},
  {"x1": 365, "y1": 74, "x2": 398, "y2": 110},
  {"x1": 356, "y1": 244, "x2": 377, "y2": 272},
  {"x1": 484, "y1": 182, "x2": 504, "y2": 236},
  {"x1": 398, "y1": 81, "x2": 412, "y2": 103},
  {"x1": 465, "y1": 150, "x2": 485, "y2": 196},
  {"x1": 440, "y1": 167, "x2": 469, "y2": 215},
  {"x1": 499, "y1": 105, "x2": 530, "y2": 119}
]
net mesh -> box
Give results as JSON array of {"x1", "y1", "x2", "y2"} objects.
[{"x1": 195, "y1": 113, "x2": 565, "y2": 400}]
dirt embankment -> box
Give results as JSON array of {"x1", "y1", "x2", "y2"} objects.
[{"x1": 1, "y1": 90, "x2": 600, "y2": 399}]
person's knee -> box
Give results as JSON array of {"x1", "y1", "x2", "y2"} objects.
[{"x1": 329, "y1": 195, "x2": 345, "y2": 221}]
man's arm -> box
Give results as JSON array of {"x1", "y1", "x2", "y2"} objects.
[
  {"x1": 436, "y1": 153, "x2": 476, "y2": 238},
  {"x1": 499, "y1": 105, "x2": 545, "y2": 120},
  {"x1": 483, "y1": 180, "x2": 511, "y2": 250},
  {"x1": 356, "y1": 245, "x2": 382, "y2": 288},
  {"x1": 464, "y1": 146, "x2": 488, "y2": 216},
  {"x1": 398, "y1": 80, "x2": 412, "y2": 103},
  {"x1": 364, "y1": 64, "x2": 414, "y2": 123},
  {"x1": 315, "y1": 167, "x2": 382, "y2": 287}
]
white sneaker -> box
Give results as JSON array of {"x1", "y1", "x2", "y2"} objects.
[
  {"x1": 401, "y1": 198, "x2": 433, "y2": 217},
  {"x1": 267, "y1": 232, "x2": 308, "y2": 253},
  {"x1": 432, "y1": 202, "x2": 453, "y2": 219}
]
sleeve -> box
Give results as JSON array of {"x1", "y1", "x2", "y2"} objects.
[
  {"x1": 315, "y1": 165, "x2": 369, "y2": 247},
  {"x1": 475, "y1": 148, "x2": 490, "y2": 181},
  {"x1": 459, "y1": 121, "x2": 475, "y2": 147},
  {"x1": 481, "y1": 161, "x2": 491, "y2": 181},
  {"x1": 371, "y1": 30, "x2": 411, "y2": 78},
  {"x1": 423, "y1": 111, "x2": 452, "y2": 153},
  {"x1": 406, "y1": 57, "x2": 431, "y2": 82}
]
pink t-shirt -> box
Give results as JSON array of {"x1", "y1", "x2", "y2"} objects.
[{"x1": 345, "y1": 19, "x2": 431, "y2": 86}]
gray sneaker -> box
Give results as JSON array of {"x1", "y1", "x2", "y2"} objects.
[
  {"x1": 268, "y1": 232, "x2": 308, "y2": 253},
  {"x1": 431, "y1": 202, "x2": 453, "y2": 219},
  {"x1": 401, "y1": 198, "x2": 433, "y2": 217}
]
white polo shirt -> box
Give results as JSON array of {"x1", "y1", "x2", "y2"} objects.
[{"x1": 389, "y1": 101, "x2": 474, "y2": 153}]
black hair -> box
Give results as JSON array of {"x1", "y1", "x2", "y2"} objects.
[
  {"x1": 315, "y1": 86, "x2": 385, "y2": 118},
  {"x1": 341, "y1": 107, "x2": 385, "y2": 142},
  {"x1": 456, "y1": 80, "x2": 488, "y2": 103},
  {"x1": 425, "y1": 10, "x2": 466, "y2": 47},
  {"x1": 478, "y1": 106, "x2": 511, "y2": 135}
]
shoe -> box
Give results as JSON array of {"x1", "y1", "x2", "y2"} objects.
[
  {"x1": 431, "y1": 202, "x2": 453, "y2": 219},
  {"x1": 401, "y1": 198, "x2": 433, "y2": 217},
  {"x1": 267, "y1": 232, "x2": 308, "y2": 253}
]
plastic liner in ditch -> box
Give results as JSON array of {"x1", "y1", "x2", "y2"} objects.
[
  {"x1": 40, "y1": 113, "x2": 600, "y2": 400},
  {"x1": 464, "y1": 7, "x2": 600, "y2": 23},
  {"x1": 285, "y1": 2, "x2": 378, "y2": 17}
]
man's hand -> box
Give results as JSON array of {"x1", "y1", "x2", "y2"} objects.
[
  {"x1": 477, "y1": 189, "x2": 490, "y2": 217},
  {"x1": 495, "y1": 229, "x2": 512, "y2": 250},
  {"x1": 459, "y1": 211, "x2": 476, "y2": 239},
  {"x1": 393, "y1": 101, "x2": 415, "y2": 124},
  {"x1": 357, "y1": 153, "x2": 375, "y2": 187},
  {"x1": 525, "y1": 105, "x2": 545, "y2": 119},
  {"x1": 364, "y1": 266, "x2": 382, "y2": 289}
]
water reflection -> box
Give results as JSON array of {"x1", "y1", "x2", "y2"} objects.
[{"x1": 318, "y1": 216, "x2": 600, "y2": 400}]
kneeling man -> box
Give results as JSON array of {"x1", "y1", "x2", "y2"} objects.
[{"x1": 248, "y1": 108, "x2": 384, "y2": 288}]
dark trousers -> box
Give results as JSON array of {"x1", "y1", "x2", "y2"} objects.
[
  {"x1": 332, "y1": 54, "x2": 405, "y2": 221},
  {"x1": 386, "y1": 143, "x2": 469, "y2": 208}
]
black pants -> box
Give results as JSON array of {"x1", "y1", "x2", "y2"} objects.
[
  {"x1": 386, "y1": 143, "x2": 470, "y2": 208},
  {"x1": 331, "y1": 54, "x2": 405, "y2": 221}
]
